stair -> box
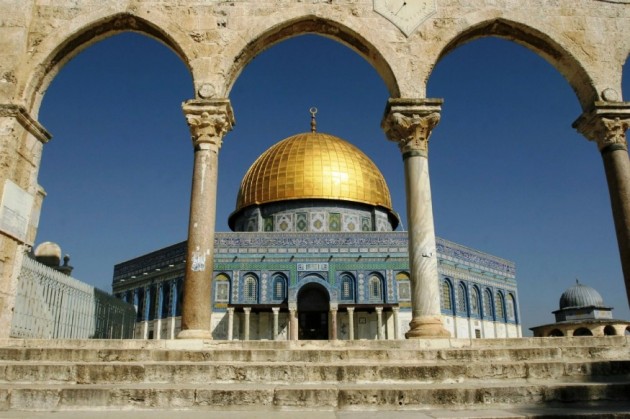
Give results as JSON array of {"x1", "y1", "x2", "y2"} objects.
[{"x1": 0, "y1": 337, "x2": 628, "y2": 413}]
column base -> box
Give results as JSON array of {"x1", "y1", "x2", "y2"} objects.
[
  {"x1": 405, "y1": 316, "x2": 450, "y2": 339},
  {"x1": 176, "y1": 329, "x2": 213, "y2": 340}
]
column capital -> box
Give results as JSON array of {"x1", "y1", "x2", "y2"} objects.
[
  {"x1": 392, "y1": 306, "x2": 400, "y2": 313},
  {"x1": 271, "y1": 307, "x2": 280, "y2": 314},
  {"x1": 573, "y1": 102, "x2": 630, "y2": 153},
  {"x1": 346, "y1": 306, "x2": 354, "y2": 313},
  {"x1": 381, "y1": 98, "x2": 443, "y2": 158},
  {"x1": 375, "y1": 306, "x2": 383, "y2": 314},
  {"x1": 243, "y1": 307, "x2": 251, "y2": 314},
  {"x1": 182, "y1": 99, "x2": 235, "y2": 150},
  {"x1": 227, "y1": 307, "x2": 235, "y2": 313}
]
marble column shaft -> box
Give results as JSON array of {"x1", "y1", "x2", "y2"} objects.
[
  {"x1": 272, "y1": 307, "x2": 279, "y2": 340},
  {"x1": 178, "y1": 99, "x2": 234, "y2": 339},
  {"x1": 289, "y1": 305, "x2": 298, "y2": 341},
  {"x1": 227, "y1": 308, "x2": 234, "y2": 341},
  {"x1": 574, "y1": 103, "x2": 630, "y2": 306},
  {"x1": 330, "y1": 307, "x2": 338, "y2": 340},
  {"x1": 375, "y1": 307, "x2": 384, "y2": 340},
  {"x1": 243, "y1": 307, "x2": 251, "y2": 341},
  {"x1": 347, "y1": 307, "x2": 354, "y2": 340},
  {"x1": 392, "y1": 307, "x2": 400, "y2": 340},
  {"x1": 382, "y1": 98, "x2": 450, "y2": 338}
]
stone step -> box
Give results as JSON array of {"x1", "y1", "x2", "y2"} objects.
[
  {"x1": 1, "y1": 360, "x2": 628, "y2": 385},
  {"x1": 1, "y1": 381, "x2": 628, "y2": 410},
  {"x1": 1, "y1": 336, "x2": 627, "y2": 351},
  {"x1": 0, "y1": 344, "x2": 626, "y2": 363}
]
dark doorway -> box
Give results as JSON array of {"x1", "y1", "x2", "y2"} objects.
[{"x1": 297, "y1": 282, "x2": 329, "y2": 340}]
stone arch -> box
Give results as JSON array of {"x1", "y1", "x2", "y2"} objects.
[
  {"x1": 427, "y1": 18, "x2": 598, "y2": 109},
  {"x1": 548, "y1": 329, "x2": 564, "y2": 337},
  {"x1": 22, "y1": 11, "x2": 195, "y2": 115},
  {"x1": 224, "y1": 15, "x2": 399, "y2": 98},
  {"x1": 573, "y1": 327, "x2": 593, "y2": 337},
  {"x1": 603, "y1": 325, "x2": 617, "y2": 336},
  {"x1": 295, "y1": 275, "x2": 333, "y2": 302}
]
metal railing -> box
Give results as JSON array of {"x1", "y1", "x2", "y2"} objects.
[{"x1": 10, "y1": 256, "x2": 135, "y2": 339}]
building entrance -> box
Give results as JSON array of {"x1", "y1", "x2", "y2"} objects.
[{"x1": 297, "y1": 282, "x2": 329, "y2": 340}]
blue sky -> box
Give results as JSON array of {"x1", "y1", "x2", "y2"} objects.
[{"x1": 37, "y1": 32, "x2": 630, "y2": 334}]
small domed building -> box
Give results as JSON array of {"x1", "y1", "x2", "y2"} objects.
[
  {"x1": 112, "y1": 117, "x2": 521, "y2": 340},
  {"x1": 530, "y1": 281, "x2": 630, "y2": 337}
]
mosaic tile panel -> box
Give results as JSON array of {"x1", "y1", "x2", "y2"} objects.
[
  {"x1": 276, "y1": 214, "x2": 293, "y2": 232},
  {"x1": 263, "y1": 216, "x2": 274, "y2": 232},
  {"x1": 245, "y1": 217, "x2": 257, "y2": 232},
  {"x1": 361, "y1": 217, "x2": 371, "y2": 232},
  {"x1": 329, "y1": 213, "x2": 341, "y2": 232},
  {"x1": 342, "y1": 214, "x2": 359, "y2": 232},
  {"x1": 310, "y1": 212, "x2": 326, "y2": 232},
  {"x1": 296, "y1": 212, "x2": 308, "y2": 232}
]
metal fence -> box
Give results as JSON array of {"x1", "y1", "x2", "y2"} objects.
[{"x1": 10, "y1": 255, "x2": 136, "y2": 339}]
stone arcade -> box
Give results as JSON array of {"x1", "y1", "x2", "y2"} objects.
[
  {"x1": 0, "y1": 1, "x2": 630, "y2": 342},
  {"x1": 112, "y1": 117, "x2": 521, "y2": 341}
]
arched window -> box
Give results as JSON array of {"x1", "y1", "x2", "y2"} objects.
[
  {"x1": 136, "y1": 288, "x2": 145, "y2": 322},
  {"x1": 148, "y1": 285, "x2": 156, "y2": 321},
  {"x1": 273, "y1": 274, "x2": 287, "y2": 301},
  {"x1": 507, "y1": 294, "x2": 516, "y2": 321},
  {"x1": 215, "y1": 273, "x2": 230, "y2": 303},
  {"x1": 574, "y1": 327, "x2": 593, "y2": 336},
  {"x1": 495, "y1": 292, "x2": 505, "y2": 321},
  {"x1": 175, "y1": 278, "x2": 183, "y2": 316},
  {"x1": 457, "y1": 283, "x2": 467, "y2": 314},
  {"x1": 161, "y1": 282, "x2": 171, "y2": 318},
  {"x1": 470, "y1": 286, "x2": 480, "y2": 316},
  {"x1": 368, "y1": 274, "x2": 383, "y2": 301},
  {"x1": 603, "y1": 325, "x2": 616, "y2": 336},
  {"x1": 244, "y1": 274, "x2": 258, "y2": 303},
  {"x1": 340, "y1": 274, "x2": 355, "y2": 301},
  {"x1": 441, "y1": 280, "x2": 453, "y2": 311},
  {"x1": 483, "y1": 288, "x2": 493, "y2": 319},
  {"x1": 549, "y1": 329, "x2": 564, "y2": 337}
]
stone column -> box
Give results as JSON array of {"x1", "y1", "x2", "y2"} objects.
[
  {"x1": 329, "y1": 304, "x2": 338, "y2": 340},
  {"x1": 178, "y1": 99, "x2": 234, "y2": 339},
  {"x1": 382, "y1": 98, "x2": 450, "y2": 338},
  {"x1": 243, "y1": 307, "x2": 251, "y2": 341},
  {"x1": 375, "y1": 307, "x2": 384, "y2": 340},
  {"x1": 227, "y1": 307, "x2": 234, "y2": 341},
  {"x1": 0, "y1": 105, "x2": 50, "y2": 339},
  {"x1": 392, "y1": 307, "x2": 400, "y2": 340},
  {"x1": 289, "y1": 303, "x2": 298, "y2": 341},
  {"x1": 574, "y1": 102, "x2": 630, "y2": 306},
  {"x1": 272, "y1": 307, "x2": 280, "y2": 340},
  {"x1": 347, "y1": 307, "x2": 355, "y2": 340}
]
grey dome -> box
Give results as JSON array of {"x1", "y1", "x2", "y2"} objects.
[{"x1": 559, "y1": 282, "x2": 604, "y2": 309}]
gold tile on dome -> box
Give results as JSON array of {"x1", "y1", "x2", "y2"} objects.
[{"x1": 235, "y1": 132, "x2": 393, "y2": 212}]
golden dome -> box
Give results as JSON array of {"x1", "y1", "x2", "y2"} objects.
[{"x1": 234, "y1": 131, "x2": 394, "y2": 213}]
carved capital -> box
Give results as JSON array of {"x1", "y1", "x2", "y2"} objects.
[
  {"x1": 573, "y1": 102, "x2": 630, "y2": 153},
  {"x1": 182, "y1": 99, "x2": 234, "y2": 150},
  {"x1": 381, "y1": 98, "x2": 443, "y2": 158}
]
